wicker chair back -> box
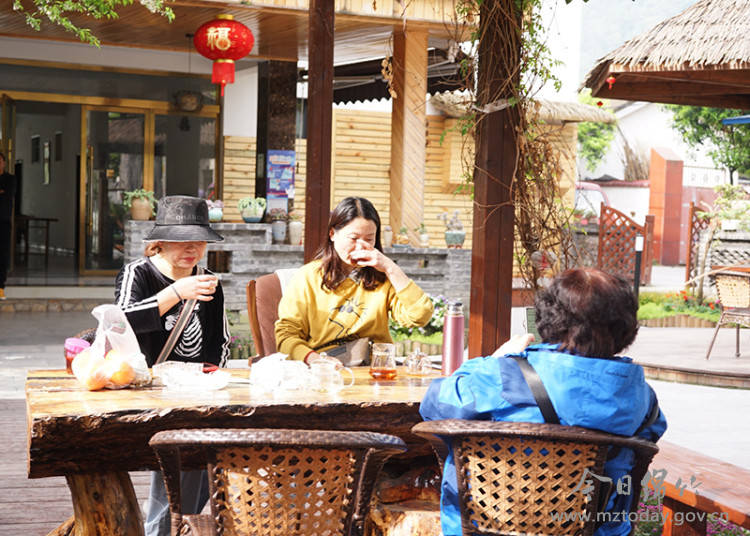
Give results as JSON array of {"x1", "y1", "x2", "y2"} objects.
[
  {"x1": 715, "y1": 273, "x2": 750, "y2": 308},
  {"x1": 150, "y1": 428, "x2": 406, "y2": 536},
  {"x1": 412, "y1": 420, "x2": 658, "y2": 536}
]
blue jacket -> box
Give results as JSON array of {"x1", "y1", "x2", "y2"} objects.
[{"x1": 419, "y1": 344, "x2": 667, "y2": 536}]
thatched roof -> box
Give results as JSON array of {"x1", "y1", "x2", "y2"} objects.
[
  {"x1": 583, "y1": 0, "x2": 750, "y2": 108},
  {"x1": 429, "y1": 91, "x2": 615, "y2": 124}
]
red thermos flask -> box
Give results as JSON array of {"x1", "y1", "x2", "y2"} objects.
[{"x1": 442, "y1": 302, "x2": 465, "y2": 376}]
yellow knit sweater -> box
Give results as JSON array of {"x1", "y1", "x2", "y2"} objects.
[{"x1": 275, "y1": 260, "x2": 434, "y2": 361}]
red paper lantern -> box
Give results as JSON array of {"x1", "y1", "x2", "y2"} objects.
[
  {"x1": 606, "y1": 75, "x2": 616, "y2": 90},
  {"x1": 194, "y1": 15, "x2": 254, "y2": 97}
]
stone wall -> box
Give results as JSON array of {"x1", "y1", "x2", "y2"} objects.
[{"x1": 125, "y1": 221, "x2": 472, "y2": 314}]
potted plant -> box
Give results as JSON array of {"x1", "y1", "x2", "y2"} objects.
[
  {"x1": 438, "y1": 210, "x2": 465, "y2": 248},
  {"x1": 394, "y1": 226, "x2": 410, "y2": 248},
  {"x1": 123, "y1": 189, "x2": 156, "y2": 220},
  {"x1": 415, "y1": 222, "x2": 429, "y2": 247},
  {"x1": 287, "y1": 210, "x2": 303, "y2": 245},
  {"x1": 268, "y1": 207, "x2": 288, "y2": 243},
  {"x1": 207, "y1": 199, "x2": 224, "y2": 222},
  {"x1": 237, "y1": 197, "x2": 266, "y2": 223}
]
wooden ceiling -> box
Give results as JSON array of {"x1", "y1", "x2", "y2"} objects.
[{"x1": 0, "y1": 0, "x2": 462, "y2": 65}]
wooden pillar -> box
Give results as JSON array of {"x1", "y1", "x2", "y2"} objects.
[
  {"x1": 389, "y1": 28, "x2": 428, "y2": 242},
  {"x1": 468, "y1": 0, "x2": 521, "y2": 358},
  {"x1": 304, "y1": 0, "x2": 334, "y2": 262}
]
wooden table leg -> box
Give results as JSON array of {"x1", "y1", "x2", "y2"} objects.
[
  {"x1": 46, "y1": 515, "x2": 74, "y2": 536},
  {"x1": 65, "y1": 471, "x2": 144, "y2": 536},
  {"x1": 661, "y1": 496, "x2": 707, "y2": 536}
]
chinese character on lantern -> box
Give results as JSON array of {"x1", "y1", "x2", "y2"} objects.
[{"x1": 194, "y1": 15, "x2": 254, "y2": 96}]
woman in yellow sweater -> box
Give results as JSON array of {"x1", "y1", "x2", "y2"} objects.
[{"x1": 275, "y1": 197, "x2": 434, "y2": 363}]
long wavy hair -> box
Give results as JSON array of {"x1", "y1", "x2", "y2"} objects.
[
  {"x1": 535, "y1": 267, "x2": 639, "y2": 358},
  {"x1": 318, "y1": 197, "x2": 386, "y2": 291}
]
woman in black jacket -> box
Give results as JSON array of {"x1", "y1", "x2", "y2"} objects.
[{"x1": 115, "y1": 195, "x2": 229, "y2": 536}]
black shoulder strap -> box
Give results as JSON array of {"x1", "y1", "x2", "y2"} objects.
[
  {"x1": 511, "y1": 356, "x2": 560, "y2": 425},
  {"x1": 635, "y1": 386, "x2": 660, "y2": 437}
]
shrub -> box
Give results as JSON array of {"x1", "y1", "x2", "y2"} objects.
[{"x1": 389, "y1": 294, "x2": 448, "y2": 344}]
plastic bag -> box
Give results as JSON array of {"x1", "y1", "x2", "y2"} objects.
[
  {"x1": 152, "y1": 361, "x2": 230, "y2": 391},
  {"x1": 249, "y1": 353, "x2": 310, "y2": 392},
  {"x1": 72, "y1": 304, "x2": 151, "y2": 390}
]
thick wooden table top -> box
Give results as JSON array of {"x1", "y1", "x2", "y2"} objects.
[
  {"x1": 654, "y1": 441, "x2": 750, "y2": 529},
  {"x1": 26, "y1": 367, "x2": 438, "y2": 479}
]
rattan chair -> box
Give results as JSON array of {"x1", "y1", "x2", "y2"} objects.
[
  {"x1": 149, "y1": 428, "x2": 407, "y2": 536},
  {"x1": 706, "y1": 272, "x2": 750, "y2": 359},
  {"x1": 412, "y1": 420, "x2": 658, "y2": 536}
]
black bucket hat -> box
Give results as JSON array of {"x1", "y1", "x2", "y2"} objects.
[{"x1": 143, "y1": 196, "x2": 224, "y2": 243}]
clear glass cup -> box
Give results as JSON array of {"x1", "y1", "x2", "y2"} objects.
[
  {"x1": 370, "y1": 343, "x2": 397, "y2": 380},
  {"x1": 309, "y1": 359, "x2": 355, "y2": 393},
  {"x1": 405, "y1": 349, "x2": 433, "y2": 376}
]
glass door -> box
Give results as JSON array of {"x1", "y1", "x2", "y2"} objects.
[
  {"x1": 1, "y1": 94, "x2": 16, "y2": 165},
  {"x1": 1, "y1": 94, "x2": 17, "y2": 270},
  {"x1": 80, "y1": 107, "x2": 148, "y2": 273}
]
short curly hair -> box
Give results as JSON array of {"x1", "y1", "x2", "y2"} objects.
[{"x1": 534, "y1": 268, "x2": 639, "y2": 358}]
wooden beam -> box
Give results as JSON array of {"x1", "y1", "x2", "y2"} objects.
[
  {"x1": 468, "y1": 0, "x2": 520, "y2": 358},
  {"x1": 304, "y1": 0, "x2": 334, "y2": 262},
  {"x1": 389, "y1": 27, "x2": 428, "y2": 243},
  {"x1": 598, "y1": 80, "x2": 750, "y2": 99}
]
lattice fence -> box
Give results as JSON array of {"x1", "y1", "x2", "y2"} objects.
[
  {"x1": 686, "y1": 201, "x2": 712, "y2": 290},
  {"x1": 597, "y1": 205, "x2": 654, "y2": 285}
]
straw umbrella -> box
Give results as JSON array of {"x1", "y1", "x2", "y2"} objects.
[{"x1": 582, "y1": 0, "x2": 750, "y2": 108}]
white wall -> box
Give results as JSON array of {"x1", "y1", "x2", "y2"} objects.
[
  {"x1": 583, "y1": 102, "x2": 723, "y2": 183},
  {"x1": 600, "y1": 185, "x2": 650, "y2": 225},
  {"x1": 224, "y1": 66, "x2": 259, "y2": 137},
  {"x1": 0, "y1": 36, "x2": 213, "y2": 74}
]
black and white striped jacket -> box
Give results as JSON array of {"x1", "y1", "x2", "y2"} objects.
[{"x1": 115, "y1": 257, "x2": 230, "y2": 367}]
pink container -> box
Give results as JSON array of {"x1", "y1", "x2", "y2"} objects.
[
  {"x1": 64, "y1": 337, "x2": 91, "y2": 374},
  {"x1": 441, "y1": 302, "x2": 465, "y2": 376}
]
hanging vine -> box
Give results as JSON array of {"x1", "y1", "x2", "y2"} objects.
[{"x1": 443, "y1": 0, "x2": 591, "y2": 290}]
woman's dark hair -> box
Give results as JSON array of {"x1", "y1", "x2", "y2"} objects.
[
  {"x1": 318, "y1": 197, "x2": 386, "y2": 291},
  {"x1": 534, "y1": 267, "x2": 639, "y2": 358}
]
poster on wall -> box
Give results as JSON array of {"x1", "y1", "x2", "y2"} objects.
[{"x1": 266, "y1": 150, "x2": 295, "y2": 199}]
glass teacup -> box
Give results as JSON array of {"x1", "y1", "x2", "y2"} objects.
[
  {"x1": 404, "y1": 348, "x2": 433, "y2": 376},
  {"x1": 309, "y1": 359, "x2": 355, "y2": 393}
]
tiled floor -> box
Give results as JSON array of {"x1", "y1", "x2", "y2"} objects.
[{"x1": 6, "y1": 251, "x2": 113, "y2": 288}]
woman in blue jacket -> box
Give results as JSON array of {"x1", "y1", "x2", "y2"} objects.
[{"x1": 420, "y1": 267, "x2": 667, "y2": 536}]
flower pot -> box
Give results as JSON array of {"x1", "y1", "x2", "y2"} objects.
[
  {"x1": 444, "y1": 229, "x2": 466, "y2": 248},
  {"x1": 382, "y1": 227, "x2": 393, "y2": 248},
  {"x1": 241, "y1": 208, "x2": 264, "y2": 223},
  {"x1": 130, "y1": 198, "x2": 153, "y2": 220},
  {"x1": 288, "y1": 220, "x2": 303, "y2": 245},
  {"x1": 271, "y1": 221, "x2": 287, "y2": 243},
  {"x1": 419, "y1": 232, "x2": 430, "y2": 248},
  {"x1": 208, "y1": 207, "x2": 223, "y2": 222}
]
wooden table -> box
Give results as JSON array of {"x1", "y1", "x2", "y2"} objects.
[{"x1": 26, "y1": 367, "x2": 436, "y2": 535}]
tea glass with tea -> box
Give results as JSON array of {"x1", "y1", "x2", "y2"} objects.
[{"x1": 370, "y1": 343, "x2": 397, "y2": 380}]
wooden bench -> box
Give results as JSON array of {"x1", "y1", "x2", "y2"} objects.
[{"x1": 652, "y1": 441, "x2": 750, "y2": 536}]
